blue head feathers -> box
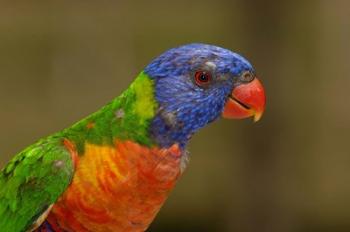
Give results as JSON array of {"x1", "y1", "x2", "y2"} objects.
[{"x1": 144, "y1": 43, "x2": 255, "y2": 148}]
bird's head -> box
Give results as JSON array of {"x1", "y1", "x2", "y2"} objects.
[{"x1": 144, "y1": 43, "x2": 266, "y2": 148}]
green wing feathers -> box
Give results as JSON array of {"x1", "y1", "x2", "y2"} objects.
[{"x1": 0, "y1": 138, "x2": 74, "y2": 232}]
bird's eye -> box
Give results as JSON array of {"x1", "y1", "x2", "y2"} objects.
[
  {"x1": 240, "y1": 71, "x2": 255, "y2": 83},
  {"x1": 194, "y1": 71, "x2": 212, "y2": 87}
]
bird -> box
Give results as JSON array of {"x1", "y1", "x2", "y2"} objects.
[{"x1": 0, "y1": 43, "x2": 265, "y2": 232}]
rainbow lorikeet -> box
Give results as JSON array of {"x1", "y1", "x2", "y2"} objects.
[{"x1": 0, "y1": 44, "x2": 265, "y2": 232}]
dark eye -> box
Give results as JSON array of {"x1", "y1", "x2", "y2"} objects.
[
  {"x1": 194, "y1": 71, "x2": 212, "y2": 86},
  {"x1": 240, "y1": 71, "x2": 255, "y2": 82}
]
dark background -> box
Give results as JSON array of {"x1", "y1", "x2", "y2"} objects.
[{"x1": 1, "y1": 1, "x2": 350, "y2": 231}]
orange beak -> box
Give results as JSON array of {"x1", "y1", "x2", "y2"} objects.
[{"x1": 222, "y1": 78, "x2": 266, "y2": 122}]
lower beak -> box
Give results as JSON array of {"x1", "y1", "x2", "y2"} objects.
[{"x1": 222, "y1": 78, "x2": 266, "y2": 122}]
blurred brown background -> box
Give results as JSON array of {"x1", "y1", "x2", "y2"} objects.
[{"x1": 1, "y1": 1, "x2": 349, "y2": 231}]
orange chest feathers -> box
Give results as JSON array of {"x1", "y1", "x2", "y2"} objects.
[{"x1": 46, "y1": 140, "x2": 187, "y2": 232}]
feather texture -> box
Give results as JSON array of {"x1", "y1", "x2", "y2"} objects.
[
  {"x1": 38, "y1": 140, "x2": 183, "y2": 232},
  {"x1": 0, "y1": 138, "x2": 74, "y2": 232}
]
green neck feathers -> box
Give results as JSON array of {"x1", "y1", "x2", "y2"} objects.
[{"x1": 63, "y1": 72, "x2": 158, "y2": 154}]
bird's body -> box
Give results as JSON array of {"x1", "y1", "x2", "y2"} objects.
[
  {"x1": 0, "y1": 44, "x2": 265, "y2": 232},
  {"x1": 42, "y1": 141, "x2": 185, "y2": 232},
  {"x1": 34, "y1": 73, "x2": 188, "y2": 232}
]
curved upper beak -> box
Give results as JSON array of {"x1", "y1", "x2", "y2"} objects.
[{"x1": 222, "y1": 77, "x2": 266, "y2": 122}]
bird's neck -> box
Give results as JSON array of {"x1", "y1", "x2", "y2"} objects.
[
  {"x1": 64, "y1": 72, "x2": 192, "y2": 154},
  {"x1": 64, "y1": 72, "x2": 155, "y2": 153}
]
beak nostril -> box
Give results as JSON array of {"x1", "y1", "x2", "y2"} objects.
[{"x1": 240, "y1": 71, "x2": 255, "y2": 83}]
